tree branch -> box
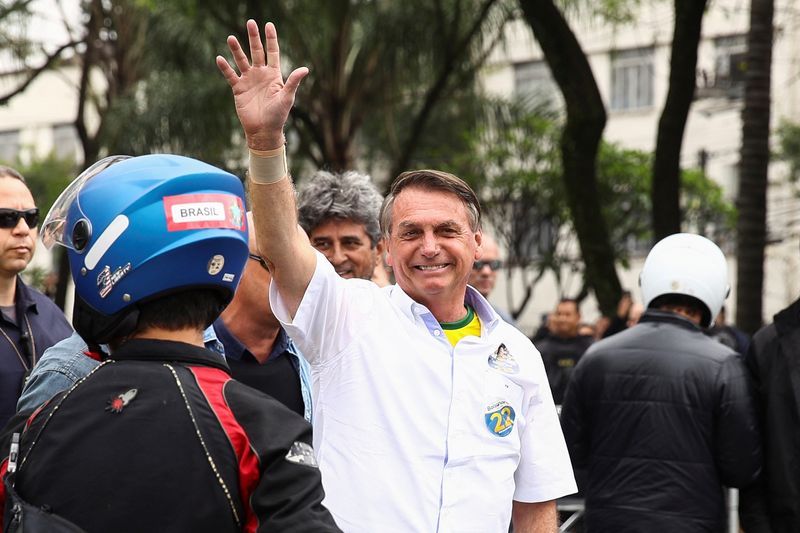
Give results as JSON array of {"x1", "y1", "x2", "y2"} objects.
[
  {"x1": 0, "y1": 40, "x2": 79, "y2": 106},
  {"x1": 389, "y1": 0, "x2": 501, "y2": 182}
]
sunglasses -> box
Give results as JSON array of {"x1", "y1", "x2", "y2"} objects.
[
  {"x1": 473, "y1": 259, "x2": 503, "y2": 271},
  {"x1": 248, "y1": 253, "x2": 270, "y2": 272},
  {"x1": 0, "y1": 208, "x2": 39, "y2": 229}
]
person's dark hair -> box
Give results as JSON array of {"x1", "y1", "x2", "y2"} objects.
[
  {"x1": 0, "y1": 166, "x2": 26, "y2": 183},
  {"x1": 297, "y1": 170, "x2": 383, "y2": 247},
  {"x1": 380, "y1": 170, "x2": 481, "y2": 238},
  {"x1": 558, "y1": 297, "x2": 580, "y2": 313},
  {"x1": 650, "y1": 294, "x2": 710, "y2": 326},
  {"x1": 134, "y1": 289, "x2": 226, "y2": 335}
]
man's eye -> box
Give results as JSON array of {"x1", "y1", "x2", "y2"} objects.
[{"x1": 313, "y1": 242, "x2": 330, "y2": 250}]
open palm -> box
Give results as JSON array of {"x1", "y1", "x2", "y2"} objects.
[{"x1": 216, "y1": 20, "x2": 308, "y2": 150}]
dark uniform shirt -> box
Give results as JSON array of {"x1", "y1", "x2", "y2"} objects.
[
  {"x1": 213, "y1": 318, "x2": 305, "y2": 417},
  {"x1": 0, "y1": 277, "x2": 72, "y2": 427},
  {"x1": 533, "y1": 334, "x2": 593, "y2": 404}
]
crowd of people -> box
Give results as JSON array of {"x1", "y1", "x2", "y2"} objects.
[{"x1": 0, "y1": 18, "x2": 796, "y2": 533}]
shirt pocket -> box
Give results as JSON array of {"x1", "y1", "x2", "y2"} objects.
[{"x1": 481, "y1": 370, "x2": 524, "y2": 444}]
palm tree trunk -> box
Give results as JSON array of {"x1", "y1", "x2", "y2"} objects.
[
  {"x1": 736, "y1": 0, "x2": 774, "y2": 334},
  {"x1": 651, "y1": 0, "x2": 708, "y2": 241}
]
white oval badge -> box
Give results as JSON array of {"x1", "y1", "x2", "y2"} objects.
[{"x1": 207, "y1": 255, "x2": 225, "y2": 275}]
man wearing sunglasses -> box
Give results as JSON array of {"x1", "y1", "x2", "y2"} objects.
[
  {"x1": 468, "y1": 232, "x2": 516, "y2": 325},
  {"x1": 0, "y1": 166, "x2": 72, "y2": 428}
]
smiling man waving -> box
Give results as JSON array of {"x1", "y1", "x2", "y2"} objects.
[{"x1": 218, "y1": 20, "x2": 576, "y2": 533}]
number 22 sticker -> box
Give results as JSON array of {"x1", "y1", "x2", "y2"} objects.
[{"x1": 484, "y1": 401, "x2": 516, "y2": 437}]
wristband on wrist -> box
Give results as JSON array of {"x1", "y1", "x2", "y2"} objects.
[{"x1": 249, "y1": 145, "x2": 289, "y2": 184}]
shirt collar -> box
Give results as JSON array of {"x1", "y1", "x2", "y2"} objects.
[
  {"x1": 387, "y1": 283, "x2": 501, "y2": 337},
  {"x1": 639, "y1": 309, "x2": 702, "y2": 332},
  {"x1": 14, "y1": 276, "x2": 38, "y2": 314},
  {"x1": 111, "y1": 338, "x2": 230, "y2": 372},
  {"x1": 212, "y1": 317, "x2": 296, "y2": 362}
]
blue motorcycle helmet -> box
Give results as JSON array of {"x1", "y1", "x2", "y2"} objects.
[{"x1": 42, "y1": 154, "x2": 249, "y2": 346}]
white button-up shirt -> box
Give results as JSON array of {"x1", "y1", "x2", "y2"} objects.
[{"x1": 271, "y1": 252, "x2": 576, "y2": 532}]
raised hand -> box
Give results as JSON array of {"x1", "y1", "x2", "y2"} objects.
[{"x1": 216, "y1": 20, "x2": 308, "y2": 151}]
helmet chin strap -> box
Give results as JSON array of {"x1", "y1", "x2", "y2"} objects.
[{"x1": 72, "y1": 295, "x2": 140, "y2": 354}]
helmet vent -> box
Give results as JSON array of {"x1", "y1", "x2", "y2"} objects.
[{"x1": 72, "y1": 219, "x2": 91, "y2": 251}]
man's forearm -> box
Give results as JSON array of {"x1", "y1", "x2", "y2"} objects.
[
  {"x1": 512, "y1": 500, "x2": 558, "y2": 533},
  {"x1": 249, "y1": 165, "x2": 316, "y2": 316}
]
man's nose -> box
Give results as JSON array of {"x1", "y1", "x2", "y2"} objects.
[
  {"x1": 328, "y1": 243, "x2": 346, "y2": 264},
  {"x1": 12, "y1": 217, "x2": 32, "y2": 235},
  {"x1": 420, "y1": 232, "x2": 440, "y2": 256}
]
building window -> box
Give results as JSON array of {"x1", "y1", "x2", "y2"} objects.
[
  {"x1": 52, "y1": 123, "x2": 79, "y2": 160},
  {"x1": 0, "y1": 130, "x2": 20, "y2": 164},
  {"x1": 514, "y1": 60, "x2": 560, "y2": 105},
  {"x1": 713, "y1": 35, "x2": 747, "y2": 98},
  {"x1": 610, "y1": 47, "x2": 654, "y2": 111}
]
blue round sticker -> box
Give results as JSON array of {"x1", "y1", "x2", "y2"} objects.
[{"x1": 484, "y1": 401, "x2": 516, "y2": 437}]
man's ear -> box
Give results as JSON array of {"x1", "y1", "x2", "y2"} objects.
[
  {"x1": 474, "y1": 230, "x2": 483, "y2": 260},
  {"x1": 374, "y1": 239, "x2": 386, "y2": 266},
  {"x1": 385, "y1": 239, "x2": 394, "y2": 268}
]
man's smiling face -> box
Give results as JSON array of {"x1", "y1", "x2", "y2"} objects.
[
  {"x1": 310, "y1": 218, "x2": 381, "y2": 280},
  {"x1": 385, "y1": 186, "x2": 481, "y2": 313}
]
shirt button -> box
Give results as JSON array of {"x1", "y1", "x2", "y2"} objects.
[{"x1": 434, "y1": 330, "x2": 441, "y2": 336}]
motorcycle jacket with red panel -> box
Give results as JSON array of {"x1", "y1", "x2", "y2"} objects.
[{"x1": 0, "y1": 338, "x2": 340, "y2": 533}]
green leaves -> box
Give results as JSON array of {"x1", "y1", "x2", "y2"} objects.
[{"x1": 777, "y1": 119, "x2": 800, "y2": 183}]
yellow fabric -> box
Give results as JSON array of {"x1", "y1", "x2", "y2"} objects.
[{"x1": 442, "y1": 311, "x2": 482, "y2": 347}]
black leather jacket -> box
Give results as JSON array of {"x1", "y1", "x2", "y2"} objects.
[
  {"x1": 561, "y1": 310, "x2": 761, "y2": 532},
  {"x1": 0, "y1": 338, "x2": 340, "y2": 533}
]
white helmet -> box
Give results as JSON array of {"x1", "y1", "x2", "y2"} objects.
[{"x1": 639, "y1": 233, "x2": 730, "y2": 327}]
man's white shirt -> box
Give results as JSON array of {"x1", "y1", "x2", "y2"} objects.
[{"x1": 271, "y1": 251, "x2": 576, "y2": 532}]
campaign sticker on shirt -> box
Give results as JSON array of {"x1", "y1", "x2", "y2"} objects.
[
  {"x1": 484, "y1": 400, "x2": 516, "y2": 437},
  {"x1": 488, "y1": 343, "x2": 519, "y2": 374},
  {"x1": 164, "y1": 193, "x2": 246, "y2": 232}
]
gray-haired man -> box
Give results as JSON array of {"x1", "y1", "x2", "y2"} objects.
[{"x1": 296, "y1": 170, "x2": 386, "y2": 283}]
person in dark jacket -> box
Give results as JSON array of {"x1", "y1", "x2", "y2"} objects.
[
  {"x1": 534, "y1": 298, "x2": 593, "y2": 404},
  {"x1": 739, "y1": 298, "x2": 800, "y2": 533},
  {"x1": 560, "y1": 233, "x2": 761, "y2": 533},
  {"x1": 0, "y1": 155, "x2": 340, "y2": 532},
  {"x1": 0, "y1": 165, "x2": 72, "y2": 427}
]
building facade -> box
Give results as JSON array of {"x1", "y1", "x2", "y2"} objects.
[{"x1": 481, "y1": 0, "x2": 800, "y2": 333}]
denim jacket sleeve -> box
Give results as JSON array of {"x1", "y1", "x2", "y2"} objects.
[{"x1": 16, "y1": 332, "x2": 100, "y2": 413}]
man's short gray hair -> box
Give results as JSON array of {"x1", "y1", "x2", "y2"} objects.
[{"x1": 297, "y1": 170, "x2": 383, "y2": 247}]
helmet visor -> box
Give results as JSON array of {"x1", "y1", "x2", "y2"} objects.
[{"x1": 41, "y1": 155, "x2": 131, "y2": 250}]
